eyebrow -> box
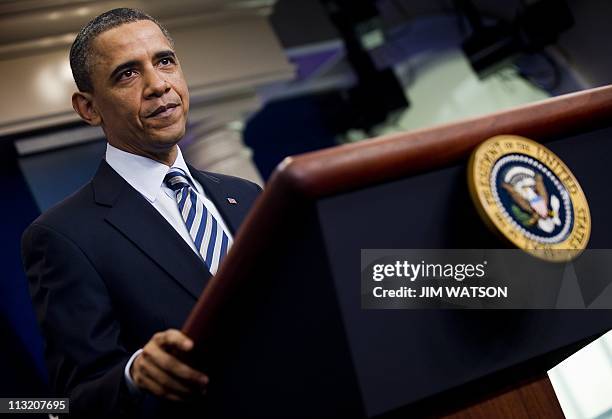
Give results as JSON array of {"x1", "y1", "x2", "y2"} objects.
[{"x1": 109, "y1": 50, "x2": 177, "y2": 81}]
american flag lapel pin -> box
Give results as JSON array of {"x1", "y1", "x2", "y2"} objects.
[{"x1": 227, "y1": 197, "x2": 238, "y2": 205}]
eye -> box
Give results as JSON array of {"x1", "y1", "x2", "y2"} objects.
[
  {"x1": 159, "y1": 57, "x2": 175, "y2": 66},
  {"x1": 119, "y1": 69, "x2": 135, "y2": 80}
]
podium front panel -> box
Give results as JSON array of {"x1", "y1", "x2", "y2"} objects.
[{"x1": 317, "y1": 124, "x2": 612, "y2": 416}]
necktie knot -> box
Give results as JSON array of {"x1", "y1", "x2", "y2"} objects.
[{"x1": 164, "y1": 168, "x2": 191, "y2": 192}]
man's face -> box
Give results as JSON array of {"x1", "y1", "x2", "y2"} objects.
[{"x1": 87, "y1": 20, "x2": 189, "y2": 156}]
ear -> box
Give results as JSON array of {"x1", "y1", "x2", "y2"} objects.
[{"x1": 71, "y1": 91, "x2": 102, "y2": 126}]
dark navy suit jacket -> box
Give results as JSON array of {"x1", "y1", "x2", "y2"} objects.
[{"x1": 21, "y1": 159, "x2": 261, "y2": 417}]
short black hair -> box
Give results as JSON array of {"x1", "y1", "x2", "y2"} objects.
[{"x1": 69, "y1": 8, "x2": 174, "y2": 92}]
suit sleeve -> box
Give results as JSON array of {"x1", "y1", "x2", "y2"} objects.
[{"x1": 21, "y1": 222, "x2": 138, "y2": 418}]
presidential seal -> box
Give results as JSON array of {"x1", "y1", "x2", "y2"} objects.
[{"x1": 468, "y1": 135, "x2": 590, "y2": 262}]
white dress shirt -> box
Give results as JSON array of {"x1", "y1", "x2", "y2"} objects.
[{"x1": 104, "y1": 143, "x2": 233, "y2": 395}]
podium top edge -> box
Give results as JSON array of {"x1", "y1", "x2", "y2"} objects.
[{"x1": 270, "y1": 84, "x2": 612, "y2": 199}]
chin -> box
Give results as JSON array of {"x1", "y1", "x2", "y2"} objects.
[{"x1": 150, "y1": 125, "x2": 186, "y2": 145}]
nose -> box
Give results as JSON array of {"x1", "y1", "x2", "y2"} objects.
[{"x1": 143, "y1": 68, "x2": 169, "y2": 98}]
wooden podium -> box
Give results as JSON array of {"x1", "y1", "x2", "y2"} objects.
[{"x1": 183, "y1": 85, "x2": 612, "y2": 417}]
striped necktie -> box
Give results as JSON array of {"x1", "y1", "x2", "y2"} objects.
[{"x1": 164, "y1": 168, "x2": 230, "y2": 275}]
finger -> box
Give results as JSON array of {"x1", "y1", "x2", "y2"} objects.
[
  {"x1": 137, "y1": 369, "x2": 183, "y2": 401},
  {"x1": 140, "y1": 357, "x2": 194, "y2": 396},
  {"x1": 142, "y1": 342, "x2": 209, "y2": 387},
  {"x1": 153, "y1": 329, "x2": 194, "y2": 352},
  {"x1": 133, "y1": 354, "x2": 192, "y2": 399}
]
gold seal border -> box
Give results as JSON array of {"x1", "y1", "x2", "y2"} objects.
[{"x1": 467, "y1": 135, "x2": 591, "y2": 262}]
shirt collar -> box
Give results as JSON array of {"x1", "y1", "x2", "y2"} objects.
[{"x1": 105, "y1": 143, "x2": 199, "y2": 203}]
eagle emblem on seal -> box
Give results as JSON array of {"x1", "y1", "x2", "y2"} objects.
[{"x1": 501, "y1": 166, "x2": 561, "y2": 233}]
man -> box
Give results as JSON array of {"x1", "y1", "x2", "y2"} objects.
[{"x1": 21, "y1": 8, "x2": 261, "y2": 417}]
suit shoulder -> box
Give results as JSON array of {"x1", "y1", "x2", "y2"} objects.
[
  {"x1": 197, "y1": 170, "x2": 263, "y2": 193},
  {"x1": 26, "y1": 182, "x2": 96, "y2": 232}
]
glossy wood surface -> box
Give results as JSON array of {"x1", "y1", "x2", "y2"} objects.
[{"x1": 441, "y1": 375, "x2": 564, "y2": 419}]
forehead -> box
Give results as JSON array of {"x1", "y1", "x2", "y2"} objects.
[{"x1": 90, "y1": 20, "x2": 171, "y2": 66}]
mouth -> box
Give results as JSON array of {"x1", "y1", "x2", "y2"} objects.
[{"x1": 146, "y1": 103, "x2": 179, "y2": 118}]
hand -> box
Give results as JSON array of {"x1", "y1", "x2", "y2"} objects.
[{"x1": 130, "y1": 329, "x2": 209, "y2": 401}]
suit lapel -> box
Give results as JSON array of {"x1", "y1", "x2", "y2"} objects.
[
  {"x1": 189, "y1": 166, "x2": 246, "y2": 236},
  {"x1": 93, "y1": 160, "x2": 210, "y2": 300}
]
